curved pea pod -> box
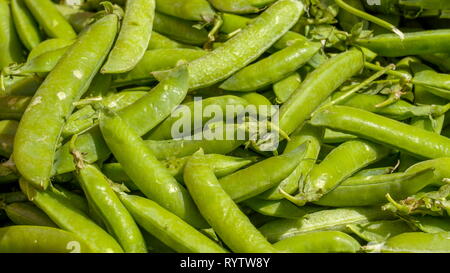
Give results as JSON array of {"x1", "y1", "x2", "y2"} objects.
[
  {"x1": 102, "y1": 0, "x2": 155, "y2": 74},
  {"x1": 356, "y1": 30, "x2": 450, "y2": 57},
  {"x1": 155, "y1": 0, "x2": 215, "y2": 22},
  {"x1": 0, "y1": 96, "x2": 29, "y2": 120},
  {"x1": 27, "y1": 38, "x2": 75, "y2": 61},
  {"x1": 119, "y1": 193, "x2": 226, "y2": 253},
  {"x1": 219, "y1": 144, "x2": 308, "y2": 203},
  {"x1": 420, "y1": 53, "x2": 450, "y2": 73},
  {"x1": 61, "y1": 105, "x2": 97, "y2": 139},
  {"x1": 1, "y1": 74, "x2": 42, "y2": 96},
  {"x1": 156, "y1": 0, "x2": 304, "y2": 91},
  {"x1": 238, "y1": 92, "x2": 272, "y2": 108},
  {"x1": 365, "y1": 232, "x2": 450, "y2": 253},
  {"x1": 323, "y1": 129, "x2": 357, "y2": 144},
  {"x1": 402, "y1": 215, "x2": 450, "y2": 234},
  {"x1": 184, "y1": 151, "x2": 278, "y2": 253},
  {"x1": 208, "y1": 0, "x2": 276, "y2": 14},
  {"x1": 99, "y1": 109, "x2": 208, "y2": 229},
  {"x1": 153, "y1": 12, "x2": 208, "y2": 46},
  {"x1": 13, "y1": 14, "x2": 119, "y2": 190},
  {"x1": 413, "y1": 69, "x2": 450, "y2": 100},
  {"x1": 19, "y1": 178, "x2": 124, "y2": 253},
  {"x1": 405, "y1": 157, "x2": 450, "y2": 186},
  {"x1": 4, "y1": 202, "x2": 57, "y2": 227},
  {"x1": 112, "y1": 48, "x2": 207, "y2": 88},
  {"x1": 75, "y1": 164, "x2": 147, "y2": 253},
  {"x1": 259, "y1": 207, "x2": 393, "y2": 243},
  {"x1": 23, "y1": 0, "x2": 76, "y2": 39},
  {"x1": 55, "y1": 4, "x2": 95, "y2": 33},
  {"x1": 0, "y1": 225, "x2": 93, "y2": 253},
  {"x1": 0, "y1": 121, "x2": 17, "y2": 157},
  {"x1": 102, "y1": 91, "x2": 148, "y2": 110},
  {"x1": 278, "y1": 48, "x2": 364, "y2": 136},
  {"x1": 147, "y1": 95, "x2": 249, "y2": 140},
  {"x1": 353, "y1": 167, "x2": 395, "y2": 177},
  {"x1": 273, "y1": 73, "x2": 301, "y2": 104},
  {"x1": 244, "y1": 198, "x2": 322, "y2": 219},
  {"x1": 314, "y1": 168, "x2": 436, "y2": 207},
  {"x1": 273, "y1": 231, "x2": 361, "y2": 253},
  {"x1": 11, "y1": 0, "x2": 43, "y2": 51},
  {"x1": 0, "y1": 0, "x2": 25, "y2": 69},
  {"x1": 220, "y1": 41, "x2": 321, "y2": 92},
  {"x1": 148, "y1": 31, "x2": 198, "y2": 50},
  {"x1": 310, "y1": 105, "x2": 450, "y2": 159},
  {"x1": 347, "y1": 220, "x2": 414, "y2": 243},
  {"x1": 302, "y1": 139, "x2": 390, "y2": 203}
]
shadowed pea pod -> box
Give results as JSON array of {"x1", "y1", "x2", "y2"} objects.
[
  {"x1": 273, "y1": 231, "x2": 361, "y2": 253},
  {"x1": 155, "y1": 0, "x2": 304, "y2": 90},
  {"x1": 310, "y1": 105, "x2": 450, "y2": 159},
  {"x1": 11, "y1": 0, "x2": 43, "y2": 51},
  {"x1": 219, "y1": 144, "x2": 308, "y2": 203},
  {"x1": 356, "y1": 30, "x2": 450, "y2": 57},
  {"x1": 299, "y1": 139, "x2": 390, "y2": 204},
  {"x1": 0, "y1": 0, "x2": 25, "y2": 69},
  {"x1": 259, "y1": 207, "x2": 394, "y2": 243},
  {"x1": 413, "y1": 68, "x2": 450, "y2": 100},
  {"x1": 147, "y1": 95, "x2": 249, "y2": 140},
  {"x1": 364, "y1": 232, "x2": 450, "y2": 253},
  {"x1": 99, "y1": 109, "x2": 208, "y2": 229},
  {"x1": 112, "y1": 48, "x2": 207, "y2": 88},
  {"x1": 348, "y1": 220, "x2": 415, "y2": 243},
  {"x1": 273, "y1": 73, "x2": 301, "y2": 104},
  {"x1": 148, "y1": 31, "x2": 199, "y2": 50},
  {"x1": 0, "y1": 120, "x2": 18, "y2": 157},
  {"x1": 23, "y1": 0, "x2": 76, "y2": 39},
  {"x1": 19, "y1": 178, "x2": 124, "y2": 253},
  {"x1": 220, "y1": 41, "x2": 321, "y2": 92},
  {"x1": 184, "y1": 150, "x2": 279, "y2": 253},
  {"x1": 102, "y1": 0, "x2": 155, "y2": 74},
  {"x1": 55, "y1": 4, "x2": 95, "y2": 33},
  {"x1": 208, "y1": 0, "x2": 276, "y2": 14},
  {"x1": 74, "y1": 162, "x2": 147, "y2": 253},
  {"x1": 243, "y1": 198, "x2": 323, "y2": 219},
  {"x1": 13, "y1": 14, "x2": 119, "y2": 190},
  {"x1": 153, "y1": 12, "x2": 208, "y2": 46},
  {"x1": 278, "y1": 48, "x2": 364, "y2": 137},
  {"x1": 1, "y1": 74, "x2": 42, "y2": 96},
  {"x1": 0, "y1": 96, "x2": 30, "y2": 120},
  {"x1": 0, "y1": 226, "x2": 92, "y2": 253},
  {"x1": 119, "y1": 193, "x2": 227, "y2": 253},
  {"x1": 2, "y1": 202, "x2": 57, "y2": 227},
  {"x1": 155, "y1": 0, "x2": 216, "y2": 23}
]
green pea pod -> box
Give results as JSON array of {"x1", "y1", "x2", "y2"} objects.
[
  {"x1": 259, "y1": 207, "x2": 393, "y2": 243},
  {"x1": 55, "y1": 4, "x2": 95, "y2": 33},
  {"x1": 323, "y1": 129, "x2": 357, "y2": 144},
  {"x1": 273, "y1": 231, "x2": 361, "y2": 253},
  {"x1": 148, "y1": 31, "x2": 198, "y2": 50},
  {"x1": 13, "y1": 14, "x2": 119, "y2": 190},
  {"x1": 99, "y1": 109, "x2": 207, "y2": 229},
  {"x1": 23, "y1": 0, "x2": 76, "y2": 39},
  {"x1": 1, "y1": 74, "x2": 42, "y2": 96},
  {"x1": 0, "y1": 96, "x2": 30, "y2": 121},
  {"x1": 404, "y1": 215, "x2": 450, "y2": 234},
  {"x1": 7, "y1": 46, "x2": 69, "y2": 75},
  {"x1": 0, "y1": 120, "x2": 18, "y2": 157},
  {"x1": 62, "y1": 105, "x2": 97, "y2": 139},
  {"x1": 75, "y1": 163, "x2": 147, "y2": 253},
  {"x1": 302, "y1": 139, "x2": 390, "y2": 203},
  {"x1": 420, "y1": 53, "x2": 450, "y2": 73},
  {"x1": 155, "y1": 0, "x2": 215, "y2": 22},
  {"x1": 49, "y1": 184, "x2": 90, "y2": 215},
  {"x1": 184, "y1": 151, "x2": 278, "y2": 253},
  {"x1": 11, "y1": 0, "x2": 43, "y2": 50},
  {"x1": 356, "y1": 30, "x2": 450, "y2": 57},
  {"x1": 119, "y1": 193, "x2": 226, "y2": 253},
  {"x1": 102, "y1": 0, "x2": 155, "y2": 74},
  {"x1": 366, "y1": 232, "x2": 450, "y2": 253},
  {"x1": 219, "y1": 144, "x2": 308, "y2": 203},
  {"x1": 220, "y1": 41, "x2": 321, "y2": 92},
  {"x1": 155, "y1": 0, "x2": 304, "y2": 90},
  {"x1": 338, "y1": 0, "x2": 368, "y2": 32},
  {"x1": 147, "y1": 95, "x2": 249, "y2": 140},
  {"x1": 0, "y1": 0, "x2": 25, "y2": 69},
  {"x1": 273, "y1": 73, "x2": 301, "y2": 104},
  {"x1": 278, "y1": 48, "x2": 364, "y2": 136},
  {"x1": 0, "y1": 225, "x2": 92, "y2": 253},
  {"x1": 0, "y1": 191, "x2": 27, "y2": 204},
  {"x1": 27, "y1": 38, "x2": 75, "y2": 61},
  {"x1": 208, "y1": 0, "x2": 276, "y2": 14},
  {"x1": 310, "y1": 105, "x2": 450, "y2": 159},
  {"x1": 353, "y1": 167, "x2": 395, "y2": 177},
  {"x1": 19, "y1": 178, "x2": 124, "y2": 253},
  {"x1": 153, "y1": 12, "x2": 208, "y2": 46},
  {"x1": 347, "y1": 220, "x2": 414, "y2": 243},
  {"x1": 244, "y1": 198, "x2": 322, "y2": 219},
  {"x1": 112, "y1": 48, "x2": 207, "y2": 88},
  {"x1": 4, "y1": 202, "x2": 57, "y2": 227},
  {"x1": 414, "y1": 69, "x2": 450, "y2": 100}
]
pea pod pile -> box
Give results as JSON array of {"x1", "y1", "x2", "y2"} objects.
[{"x1": 1, "y1": 0, "x2": 450, "y2": 254}]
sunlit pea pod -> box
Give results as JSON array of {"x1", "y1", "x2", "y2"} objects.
[
  {"x1": 13, "y1": 14, "x2": 119, "y2": 190},
  {"x1": 3, "y1": 202, "x2": 57, "y2": 227},
  {"x1": 220, "y1": 41, "x2": 321, "y2": 92},
  {"x1": 11, "y1": 0, "x2": 43, "y2": 51},
  {"x1": 0, "y1": 225, "x2": 93, "y2": 253},
  {"x1": 102, "y1": 0, "x2": 155, "y2": 74},
  {"x1": 23, "y1": 0, "x2": 76, "y2": 39},
  {"x1": 27, "y1": 38, "x2": 75, "y2": 61},
  {"x1": 19, "y1": 178, "x2": 124, "y2": 253},
  {"x1": 0, "y1": 0, "x2": 25, "y2": 69},
  {"x1": 323, "y1": 129, "x2": 357, "y2": 144},
  {"x1": 155, "y1": 0, "x2": 216, "y2": 23},
  {"x1": 365, "y1": 232, "x2": 450, "y2": 253},
  {"x1": 154, "y1": 0, "x2": 304, "y2": 91},
  {"x1": 310, "y1": 105, "x2": 450, "y2": 159},
  {"x1": 347, "y1": 220, "x2": 414, "y2": 243},
  {"x1": 273, "y1": 73, "x2": 301, "y2": 104},
  {"x1": 273, "y1": 231, "x2": 361, "y2": 253},
  {"x1": 413, "y1": 69, "x2": 450, "y2": 100},
  {"x1": 243, "y1": 198, "x2": 323, "y2": 219},
  {"x1": 259, "y1": 207, "x2": 394, "y2": 243},
  {"x1": 208, "y1": 0, "x2": 277, "y2": 14}
]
